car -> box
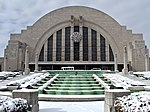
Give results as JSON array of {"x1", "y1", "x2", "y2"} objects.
[
  {"x1": 0, "y1": 72, "x2": 8, "y2": 80},
  {"x1": 1, "y1": 71, "x2": 16, "y2": 77},
  {"x1": 6, "y1": 72, "x2": 16, "y2": 77}
]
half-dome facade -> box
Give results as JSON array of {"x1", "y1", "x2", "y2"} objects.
[{"x1": 3, "y1": 6, "x2": 149, "y2": 72}]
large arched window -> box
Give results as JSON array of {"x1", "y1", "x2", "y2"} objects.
[{"x1": 38, "y1": 26, "x2": 114, "y2": 62}]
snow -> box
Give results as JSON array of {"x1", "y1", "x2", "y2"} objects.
[
  {"x1": 39, "y1": 101, "x2": 104, "y2": 112},
  {"x1": 134, "y1": 71, "x2": 150, "y2": 79},
  {"x1": 103, "y1": 73, "x2": 145, "y2": 89},
  {"x1": 114, "y1": 92, "x2": 150, "y2": 112},
  {"x1": 38, "y1": 74, "x2": 59, "y2": 90},
  {"x1": 0, "y1": 96, "x2": 30, "y2": 112},
  {"x1": 7, "y1": 72, "x2": 46, "y2": 88},
  {"x1": 0, "y1": 96, "x2": 104, "y2": 112}
]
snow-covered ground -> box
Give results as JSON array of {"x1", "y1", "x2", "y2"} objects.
[
  {"x1": 114, "y1": 92, "x2": 150, "y2": 112},
  {"x1": 103, "y1": 73, "x2": 146, "y2": 89},
  {"x1": 0, "y1": 96, "x2": 30, "y2": 112},
  {"x1": 6, "y1": 72, "x2": 50, "y2": 88},
  {"x1": 39, "y1": 101, "x2": 104, "y2": 112},
  {"x1": 134, "y1": 71, "x2": 150, "y2": 79}
]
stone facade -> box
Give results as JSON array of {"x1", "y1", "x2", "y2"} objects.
[{"x1": 2, "y1": 6, "x2": 149, "y2": 72}]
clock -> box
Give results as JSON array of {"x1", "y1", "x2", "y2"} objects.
[{"x1": 71, "y1": 32, "x2": 82, "y2": 43}]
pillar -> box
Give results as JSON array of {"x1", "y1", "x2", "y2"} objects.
[
  {"x1": 97, "y1": 33, "x2": 100, "y2": 61},
  {"x1": 44, "y1": 41, "x2": 48, "y2": 62},
  {"x1": 53, "y1": 33, "x2": 56, "y2": 61},
  {"x1": 70, "y1": 25, "x2": 74, "y2": 61},
  {"x1": 18, "y1": 48, "x2": 23, "y2": 71},
  {"x1": 104, "y1": 89, "x2": 130, "y2": 112},
  {"x1": 114, "y1": 54, "x2": 118, "y2": 72},
  {"x1": 122, "y1": 46, "x2": 128, "y2": 74},
  {"x1": 88, "y1": 28, "x2": 92, "y2": 61},
  {"x1": 62, "y1": 28, "x2": 65, "y2": 61},
  {"x1": 13, "y1": 89, "x2": 39, "y2": 112},
  {"x1": 25, "y1": 46, "x2": 30, "y2": 75},
  {"x1": 35, "y1": 53, "x2": 38, "y2": 72},
  {"x1": 79, "y1": 25, "x2": 83, "y2": 61},
  {"x1": 106, "y1": 40, "x2": 109, "y2": 62}
]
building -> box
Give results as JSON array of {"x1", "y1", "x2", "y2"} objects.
[{"x1": 1, "y1": 6, "x2": 149, "y2": 72}]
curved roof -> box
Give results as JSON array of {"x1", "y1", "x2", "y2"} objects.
[{"x1": 34, "y1": 6, "x2": 120, "y2": 27}]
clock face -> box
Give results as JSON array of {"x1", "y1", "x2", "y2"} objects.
[{"x1": 72, "y1": 32, "x2": 82, "y2": 43}]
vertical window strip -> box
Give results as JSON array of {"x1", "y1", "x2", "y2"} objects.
[
  {"x1": 109, "y1": 45, "x2": 114, "y2": 61},
  {"x1": 91, "y1": 29, "x2": 97, "y2": 61},
  {"x1": 65, "y1": 27, "x2": 71, "y2": 61},
  {"x1": 56, "y1": 29, "x2": 62, "y2": 61},
  {"x1": 47, "y1": 35, "x2": 53, "y2": 61},
  {"x1": 100, "y1": 34, "x2": 106, "y2": 61},
  {"x1": 83, "y1": 27, "x2": 88, "y2": 61},
  {"x1": 74, "y1": 26, "x2": 79, "y2": 32},
  {"x1": 74, "y1": 42, "x2": 79, "y2": 61},
  {"x1": 39, "y1": 45, "x2": 44, "y2": 61},
  {"x1": 73, "y1": 26, "x2": 80, "y2": 61}
]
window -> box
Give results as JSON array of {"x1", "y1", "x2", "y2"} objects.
[
  {"x1": 39, "y1": 45, "x2": 44, "y2": 61},
  {"x1": 65, "y1": 27, "x2": 71, "y2": 61},
  {"x1": 100, "y1": 34, "x2": 106, "y2": 61},
  {"x1": 74, "y1": 26, "x2": 79, "y2": 32},
  {"x1": 74, "y1": 26, "x2": 80, "y2": 61},
  {"x1": 74, "y1": 43, "x2": 79, "y2": 61},
  {"x1": 56, "y1": 29, "x2": 62, "y2": 61},
  {"x1": 109, "y1": 45, "x2": 114, "y2": 61},
  {"x1": 83, "y1": 27, "x2": 88, "y2": 61},
  {"x1": 47, "y1": 35, "x2": 53, "y2": 61},
  {"x1": 91, "y1": 29, "x2": 97, "y2": 61}
]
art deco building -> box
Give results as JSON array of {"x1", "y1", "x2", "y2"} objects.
[{"x1": 2, "y1": 6, "x2": 149, "y2": 72}]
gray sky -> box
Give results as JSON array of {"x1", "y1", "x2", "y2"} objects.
[{"x1": 0, "y1": 0, "x2": 150, "y2": 57}]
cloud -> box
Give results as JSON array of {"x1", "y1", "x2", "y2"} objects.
[{"x1": 0, "y1": 0, "x2": 150, "y2": 57}]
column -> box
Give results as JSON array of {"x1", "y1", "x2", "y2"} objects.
[
  {"x1": 35, "y1": 53, "x2": 38, "y2": 72},
  {"x1": 13, "y1": 89, "x2": 39, "y2": 112},
  {"x1": 145, "y1": 53, "x2": 149, "y2": 71},
  {"x1": 44, "y1": 41, "x2": 48, "y2": 62},
  {"x1": 18, "y1": 48, "x2": 23, "y2": 70},
  {"x1": 114, "y1": 54, "x2": 118, "y2": 72},
  {"x1": 88, "y1": 28, "x2": 92, "y2": 61},
  {"x1": 106, "y1": 40, "x2": 109, "y2": 62},
  {"x1": 53, "y1": 33, "x2": 56, "y2": 61},
  {"x1": 25, "y1": 46, "x2": 30, "y2": 75},
  {"x1": 62, "y1": 28, "x2": 65, "y2": 61},
  {"x1": 70, "y1": 26, "x2": 74, "y2": 61},
  {"x1": 79, "y1": 25, "x2": 83, "y2": 61},
  {"x1": 122, "y1": 46, "x2": 128, "y2": 74},
  {"x1": 97, "y1": 33, "x2": 100, "y2": 61},
  {"x1": 104, "y1": 89, "x2": 130, "y2": 112}
]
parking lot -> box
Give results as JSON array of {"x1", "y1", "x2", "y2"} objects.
[{"x1": 0, "y1": 72, "x2": 31, "y2": 87}]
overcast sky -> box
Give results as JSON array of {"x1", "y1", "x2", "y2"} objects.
[{"x1": 0, "y1": 0, "x2": 150, "y2": 57}]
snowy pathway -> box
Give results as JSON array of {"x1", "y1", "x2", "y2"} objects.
[{"x1": 39, "y1": 101, "x2": 104, "y2": 112}]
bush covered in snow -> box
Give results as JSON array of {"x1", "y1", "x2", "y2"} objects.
[
  {"x1": 0, "y1": 96, "x2": 30, "y2": 112},
  {"x1": 114, "y1": 92, "x2": 150, "y2": 112}
]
